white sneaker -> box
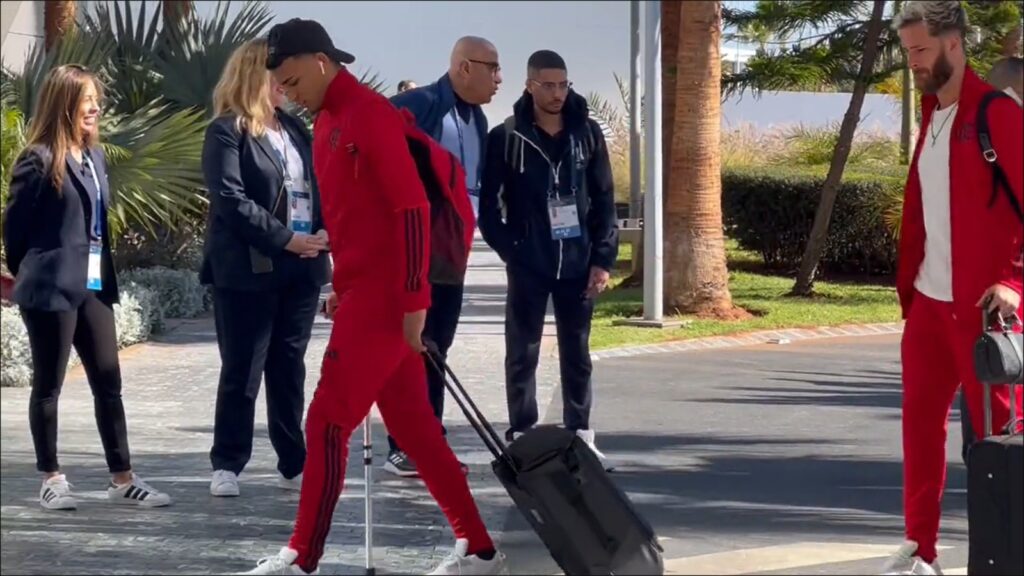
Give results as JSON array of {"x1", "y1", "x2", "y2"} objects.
[
  {"x1": 211, "y1": 470, "x2": 240, "y2": 497},
  {"x1": 107, "y1": 473, "x2": 172, "y2": 507},
  {"x1": 240, "y1": 547, "x2": 316, "y2": 575},
  {"x1": 429, "y1": 538, "x2": 508, "y2": 575},
  {"x1": 277, "y1": 473, "x2": 302, "y2": 492},
  {"x1": 881, "y1": 541, "x2": 943, "y2": 575},
  {"x1": 576, "y1": 429, "x2": 614, "y2": 471},
  {"x1": 39, "y1": 474, "x2": 77, "y2": 510}
]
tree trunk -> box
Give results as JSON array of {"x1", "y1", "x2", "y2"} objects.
[
  {"x1": 894, "y1": 0, "x2": 917, "y2": 166},
  {"x1": 1001, "y1": 23, "x2": 1022, "y2": 57},
  {"x1": 662, "y1": 0, "x2": 682, "y2": 196},
  {"x1": 791, "y1": 0, "x2": 888, "y2": 296},
  {"x1": 900, "y1": 61, "x2": 917, "y2": 165},
  {"x1": 43, "y1": 0, "x2": 77, "y2": 52},
  {"x1": 162, "y1": 0, "x2": 194, "y2": 30},
  {"x1": 665, "y1": 0, "x2": 736, "y2": 316}
]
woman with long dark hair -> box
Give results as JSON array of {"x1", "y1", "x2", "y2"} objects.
[{"x1": 2, "y1": 64, "x2": 171, "y2": 510}]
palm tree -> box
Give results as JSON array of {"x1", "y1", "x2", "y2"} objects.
[
  {"x1": 792, "y1": 0, "x2": 888, "y2": 296},
  {"x1": 162, "y1": 0, "x2": 193, "y2": 30},
  {"x1": 4, "y1": 0, "x2": 273, "y2": 238},
  {"x1": 44, "y1": 1, "x2": 77, "y2": 51},
  {"x1": 664, "y1": 0, "x2": 735, "y2": 316}
]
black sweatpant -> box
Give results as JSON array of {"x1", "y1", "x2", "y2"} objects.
[
  {"x1": 21, "y1": 293, "x2": 131, "y2": 474},
  {"x1": 210, "y1": 282, "x2": 320, "y2": 478},
  {"x1": 387, "y1": 282, "x2": 465, "y2": 453},
  {"x1": 505, "y1": 266, "x2": 594, "y2": 436}
]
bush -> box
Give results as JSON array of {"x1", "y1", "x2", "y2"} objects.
[
  {"x1": 0, "y1": 281, "x2": 160, "y2": 388},
  {"x1": 120, "y1": 266, "x2": 208, "y2": 320},
  {"x1": 722, "y1": 166, "x2": 906, "y2": 275}
]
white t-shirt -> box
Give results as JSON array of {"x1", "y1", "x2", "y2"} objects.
[{"x1": 914, "y1": 102, "x2": 958, "y2": 302}]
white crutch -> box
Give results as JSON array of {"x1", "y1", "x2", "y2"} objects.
[{"x1": 363, "y1": 413, "x2": 375, "y2": 575}]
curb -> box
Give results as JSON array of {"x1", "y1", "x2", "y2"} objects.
[{"x1": 590, "y1": 321, "x2": 905, "y2": 361}]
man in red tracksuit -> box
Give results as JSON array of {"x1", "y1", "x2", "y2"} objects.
[
  {"x1": 885, "y1": 2, "x2": 1024, "y2": 574},
  {"x1": 240, "y1": 19, "x2": 507, "y2": 576}
]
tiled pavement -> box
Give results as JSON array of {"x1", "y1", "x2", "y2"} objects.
[{"x1": 0, "y1": 242, "x2": 561, "y2": 575}]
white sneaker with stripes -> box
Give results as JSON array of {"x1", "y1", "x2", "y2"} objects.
[
  {"x1": 39, "y1": 474, "x2": 77, "y2": 510},
  {"x1": 107, "y1": 473, "x2": 171, "y2": 507}
]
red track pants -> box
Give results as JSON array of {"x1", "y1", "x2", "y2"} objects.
[
  {"x1": 900, "y1": 291, "x2": 1022, "y2": 563},
  {"x1": 287, "y1": 289, "x2": 493, "y2": 573}
]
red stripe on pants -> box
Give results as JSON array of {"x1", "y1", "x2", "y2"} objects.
[
  {"x1": 288, "y1": 290, "x2": 493, "y2": 573},
  {"x1": 901, "y1": 291, "x2": 1022, "y2": 563}
]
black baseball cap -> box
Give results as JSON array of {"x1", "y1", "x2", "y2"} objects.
[{"x1": 266, "y1": 18, "x2": 356, "y2": 70}]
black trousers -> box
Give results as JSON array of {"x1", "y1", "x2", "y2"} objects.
[
  {"x1": 21, "y1": 293, "x2": 131, "y2": 474},
  {"x1": 387, "y1": 282, "x2": 465, "y2": 453},
  {"x1": 210, "y1": 282, "x2": 320, "y2": 478},
  {"x1": 505, "y1": 266, "x2": 594, "y2": 436}
]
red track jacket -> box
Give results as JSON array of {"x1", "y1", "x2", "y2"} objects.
[
  {"x1": 313, "y1": 69, "x2": 431, "y2": 313},
  {"x1": 897, "y1": 68, "x2": 1024, "y2": 324}
]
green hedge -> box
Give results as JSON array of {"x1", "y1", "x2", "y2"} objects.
[{"x1": 722, "y1": 166, "x2": 906, "y2": 275}]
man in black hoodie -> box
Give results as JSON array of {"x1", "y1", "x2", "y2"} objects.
[{"x1": 479, "y1": 50, "x2": 618, "y2": 469}]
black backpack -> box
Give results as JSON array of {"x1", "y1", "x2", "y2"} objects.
[{"x1": 976, "y1": 90, "x2": 1024, "y2": 224}]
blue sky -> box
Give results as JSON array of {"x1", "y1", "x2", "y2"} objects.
[{"x1": 191, "y1": 0, "x2": 758, "y2": 128}]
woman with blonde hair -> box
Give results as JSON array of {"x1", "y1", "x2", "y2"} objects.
[
  {"x1": 2, "y1": 64, "x2": 172, "y2": 510},
  {"x1": 201, "y1": 37, "x2": 330, "y2": 497}
]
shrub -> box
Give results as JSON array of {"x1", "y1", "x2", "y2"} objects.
[
  {"x1": 0, "y1": 281, "x2": 160, "y2": 388},
  {"x1": 120, "y1": 266, "x2": 208, "y2": 319},
  {"x1": 722, "y1": 166, "x2": 906, "y2": 275}
]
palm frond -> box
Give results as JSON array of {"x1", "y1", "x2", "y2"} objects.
[
  {"x1": 101, "y1": 103, "x2": 209, "y2": 236},
  {"x1": 8, "y1": 30, "x2": 114, "y2": 119},
  {"x1": 156, "y1": 0, "x2": 273, "y2": 111},
  {"x1": 83, "y1": 1, "x2": 166, "y2": 115},
  {"x1": 357, "y1": 69, "x2": 388, "y2": 94}
]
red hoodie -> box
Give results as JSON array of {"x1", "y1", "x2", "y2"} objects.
[
  {"x1": 312, "y1": 69, "x2": 431, "y2": 313},
  {"x1": 897, "y1": 67, "x2": 1024, "y2": 325}
]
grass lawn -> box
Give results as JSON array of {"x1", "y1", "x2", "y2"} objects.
[{"x1": 590, "y1": 241, "x2": 901, "y2": 351}]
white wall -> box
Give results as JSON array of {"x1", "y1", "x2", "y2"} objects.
[{"x1": 1, "y1": 0, "x2": 43, "y2": 74}]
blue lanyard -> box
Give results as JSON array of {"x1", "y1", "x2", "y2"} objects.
[
  {"x1": 450, "y1": 108, "x2": 466, "y2": 167},
  {"x1": 82, "y1": 154, "x2": 103, "y2": 240}
]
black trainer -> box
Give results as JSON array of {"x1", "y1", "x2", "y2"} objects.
[{"x1": 383, "y1": 450, "x2": 419, "y2": 477}]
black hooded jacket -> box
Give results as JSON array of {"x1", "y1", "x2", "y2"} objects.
[{"x1": 478, "y1": 90, "x2": 618, "y2": 280}]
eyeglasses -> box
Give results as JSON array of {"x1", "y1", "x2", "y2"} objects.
[
  {"x1": 530, "y1": 79, "x2": 573, "y2": 92},
  {"x1": 468, "y1": 59, "x2": 501, "y2": 76}
]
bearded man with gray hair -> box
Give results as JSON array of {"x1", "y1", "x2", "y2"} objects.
[{"x1": 888, "y1": 1, "x2": 1024, "y2": 574}]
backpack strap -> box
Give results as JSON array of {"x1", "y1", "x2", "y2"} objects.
[{"x1": 976, "y1": 90, "x2": 1024, "y2": 224}]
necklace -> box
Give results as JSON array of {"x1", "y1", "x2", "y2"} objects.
[{"x1": 929, "y1": 103, "x2": 957, "y2": 147}]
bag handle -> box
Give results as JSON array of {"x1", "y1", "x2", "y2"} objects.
[{"x1": 421, "y1": 339, "x2": 518, "y2": 473}]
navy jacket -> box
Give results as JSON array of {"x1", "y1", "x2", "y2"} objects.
[
  {"x1": 200, "y1": 108, "x2": 330, "y2": 292},
  {"x1": 390, "y1": 72, "x2": 489, "y2": 186},
  {"x1": 3, "y1": 144, "x2": 119, "y2": 311},
  {"x1": 479, "y1": 90, "x2": 618, "y2": 280}
]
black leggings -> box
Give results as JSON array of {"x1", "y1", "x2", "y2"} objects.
[{"x1": 21, "y1": 293, "x2": 131, "y2": 474}]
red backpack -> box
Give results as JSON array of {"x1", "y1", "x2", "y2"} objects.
[{"x1": 397, "y1": 107, "x2": 475, "y2": 285}]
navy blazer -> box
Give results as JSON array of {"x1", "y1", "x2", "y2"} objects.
[
  {"x1": 200, "y1": 108, "x2": 330, "y2": 292},
  {"x1": 2, "y1": 144, "x2": 118, "y2": 312}
]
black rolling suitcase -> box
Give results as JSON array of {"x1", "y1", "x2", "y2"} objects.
[
  {"x1": 425, "y1": 348, "x2": 664, "y2": 575},
  {"x1": 967, "y1": 312, "x2": 1023, "y2": 575}
]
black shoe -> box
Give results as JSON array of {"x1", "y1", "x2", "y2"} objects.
[{"x1": 383, "y1": 450, "x2": 419, "y2": 477}]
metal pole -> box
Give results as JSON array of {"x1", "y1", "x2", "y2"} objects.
[
  {"x1": 363, "y1": 415, "x2": 375, "y2": 575},
  {"x1": 643, "y1": 0, "x2": 663, "y2": 322},
  {"x1": 629, "y1": 0, "x2": 642, "y2": 219}
]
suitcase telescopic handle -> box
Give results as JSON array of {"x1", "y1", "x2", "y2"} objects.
[{"x1": 422, "y1": 340, "x2": 517, "y2": 471}]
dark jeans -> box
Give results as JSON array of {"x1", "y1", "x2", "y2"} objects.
[
  {"x1": 504, "y1": 266, "x2": 594, "y2": 436},
  {"x1": 210, "y1": 282, "x2": 320, "y2": 478},
  {"x1": 21, "y1": 293, "x2": 131, "y2": 474},
  {"x1": 388, "y1": 282, "x2": 465, "y2": 453}
]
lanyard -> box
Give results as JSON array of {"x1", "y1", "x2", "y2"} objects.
[
  {"x1": 450, "y1": 108, "x2": 466, "y2": 167},
  {"x1": 82, "y1": 153, "x2": 103, "y2": 240},
  {"x1": 269, "y1": 126, "x2": 310, "y2": 184}
]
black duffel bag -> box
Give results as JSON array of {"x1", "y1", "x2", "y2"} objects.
[{"x1": 975, "y1": 310, "x2": 1024, "y2": 386}]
